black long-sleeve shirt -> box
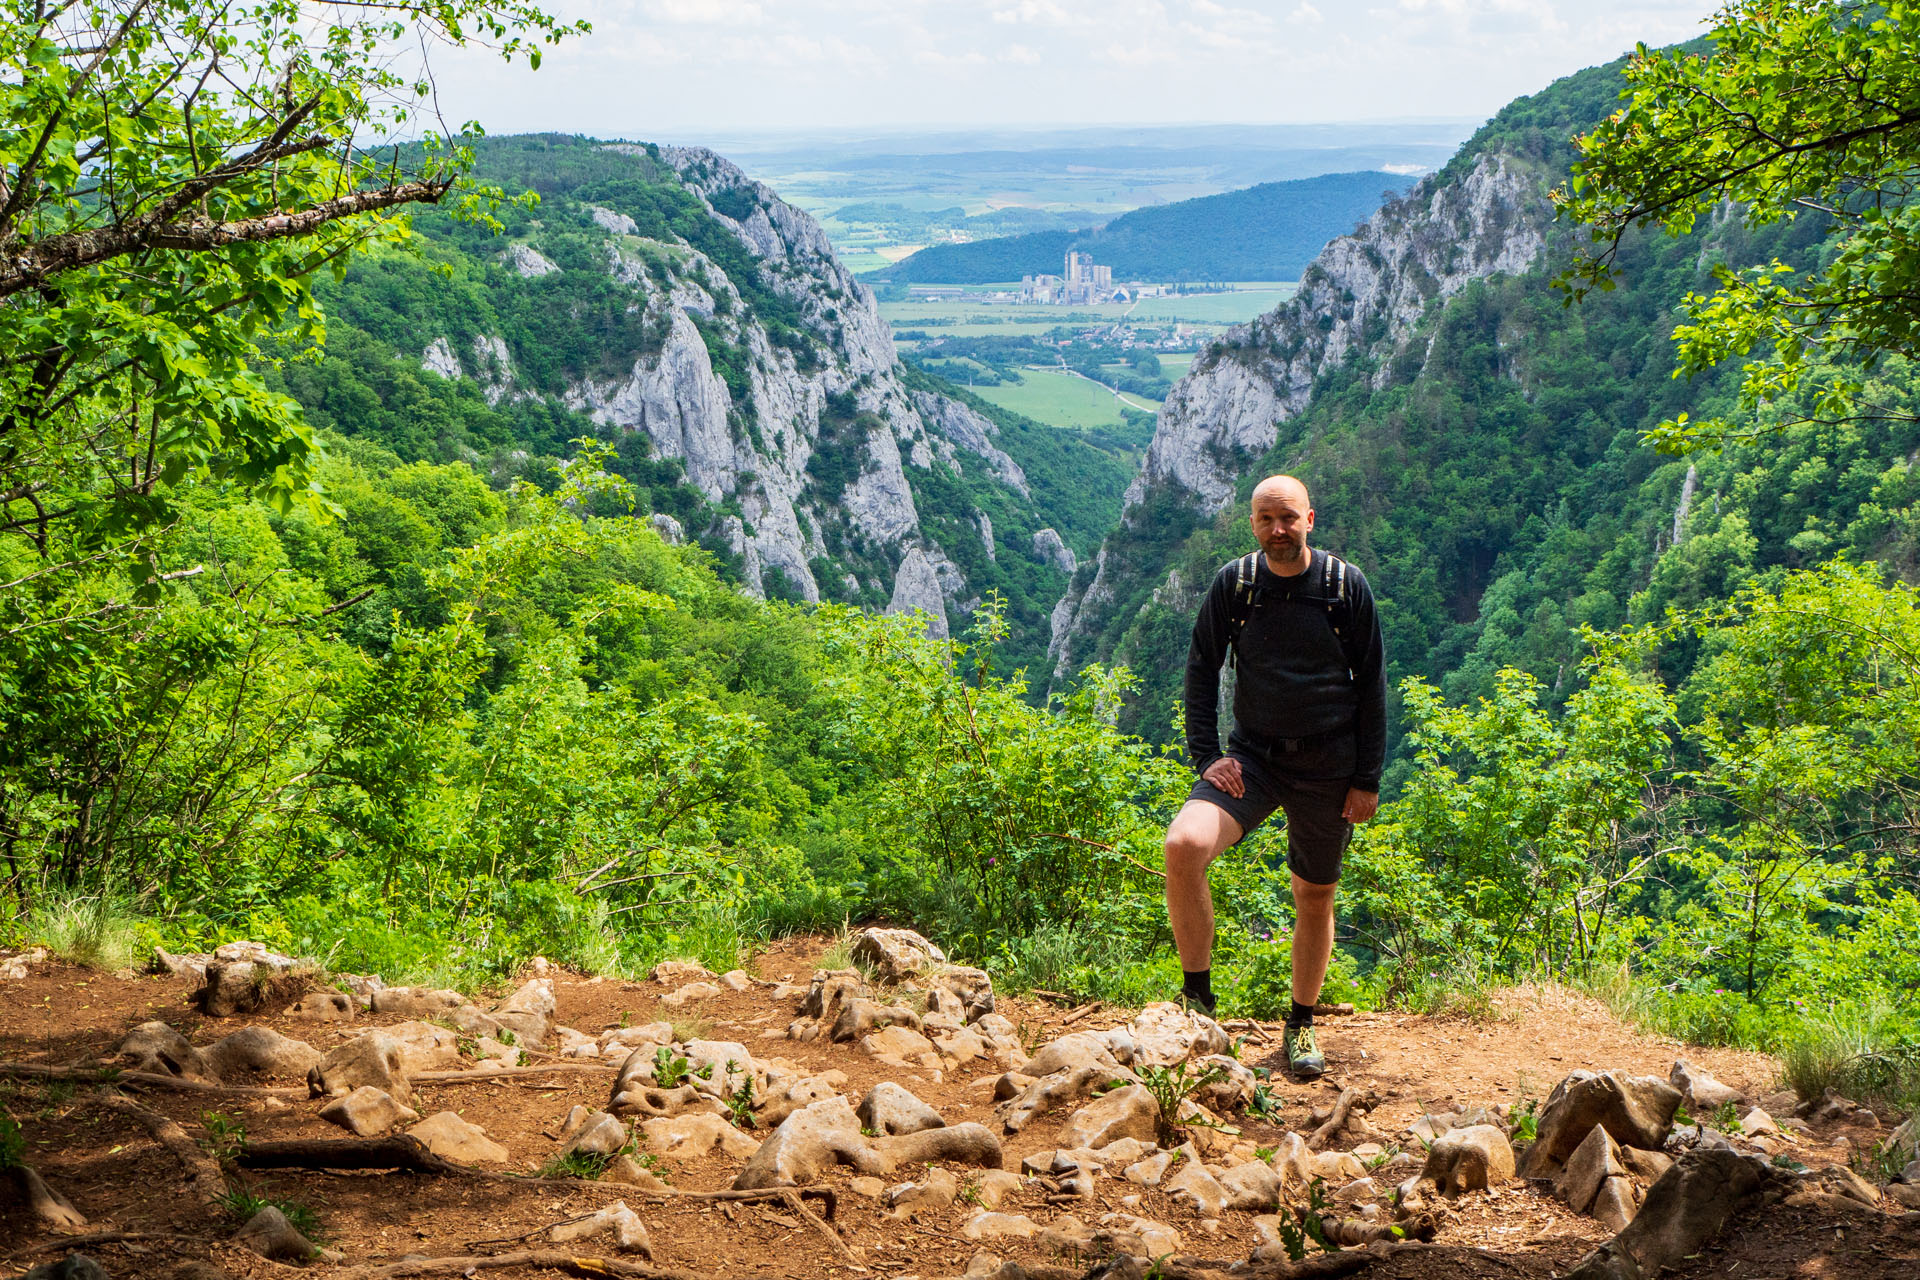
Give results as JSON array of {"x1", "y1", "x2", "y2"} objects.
[{"x1": 1183, "y1": 548, "x2": 1388, "y2": 792}]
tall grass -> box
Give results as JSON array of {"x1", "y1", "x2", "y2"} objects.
[
  {"x1": 1778, "y1": 999, "x2": 1920, "y2": 1112},
  {"x1": 25, "y1": 889, "x2": 145, "y2": 971}
]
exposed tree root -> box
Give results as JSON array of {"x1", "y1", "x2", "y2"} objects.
[
  {"x1": 94, "y1": 1094, "x2": 227, "y2": 1208},
  {"x1": 11, "y1": 1163, "x2": 88, "y2": 1229},
  {"x1": 1307, "y1": 1087, "x2": 1360, "y2": 1151},
  {"x1": 1, "y1": 1061, "x2": 302, "y2": 1097},
  {"x1": 1081, "y1": 1240, "x2": 1446, "y2": 1279},
  {"x1": 235, "y1": 1137, "x2": 838, "y2": 1218},
  {"x1": 331, "y1": 1250, "x2": 714, "y2": 1279},
  {"x1": 781, "y1": 1187, "x2": 866, "y2": 1271}
]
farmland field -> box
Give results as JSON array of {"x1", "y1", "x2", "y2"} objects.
[{"x1": 973, "y1": 367, "x2": 1158, "y2": 432}]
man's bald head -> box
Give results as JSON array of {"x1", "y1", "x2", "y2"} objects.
[
  {"x1": 1248, "y1": 474, "x2": 1314, "y2": 572},
  {"x1": 1251, "y1": 474, "x2": 1311, "y2": 509}
]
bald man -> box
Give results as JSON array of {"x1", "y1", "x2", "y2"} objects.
[{"x1": 1163, "y1": 475, "x2": 1386, "y2": 1077}]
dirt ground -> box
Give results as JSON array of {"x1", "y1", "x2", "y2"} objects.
[{"x1": 0, "y1": 936, "x2": 1913, "y2": 1280}]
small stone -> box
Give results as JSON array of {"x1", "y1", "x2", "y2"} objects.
[
  {"x1": 1421, "y1": 1124, "x2": 1515, "y2": 1196},
  {"x1": 233, "y1": 1206, "x2": 324, "y2": 1261},
  {"x1": 22, "y1": 1256, "x2": 109, "y2": 1280},
  {"x1": 550, "y1": 1199, "x2": 652, "y2": 1255},
  {"x1": 1669, "y1": 1059, "x2": 1742, "y2": 1111},
  {"x1": 1886, "y1": 1183, "x2": 1920, "y2": 1210},
  {"x1": 961, "y1": 1211, "x2": 1037, "y2": 1241},
  {"x1": 651, "y1": 961, "x2": 714, "y2": 985},
  {"x1": 973, "y1": 1169, "x2": 1024, "y2": 1207},
  {"x1": 1218, "y1": 1159, "x2": 1282, "y2": 1211},
  {"x1": 561, "y1": 1111, "x2": 629, "y2": 1158},
  {"x1": 861, "y1": 1024, "x2": 937, "y2": 1060},
  {"x1": 718, "y1": 969, "x2": 753, "y2": 991},
  {"x1": 371, "y1": 986, "x2": 465, "y2": 1017},
  {"x1": 602, "y1": 1156, "x2": 669, "y2": 1190},
  {"x1": 1100, "y1": 1211, "x2": 1182, "y2": 1258},
  {"x1": 384, "y1": 1021, "x2": 461, "y2": 1073},
  {"x1": 1741, "y1": 1107, "x2": 1779, "y2": 1136},
  {"x1": 886, "y1": 1166, "x2": 958, "y2": 1217},
  {"x1": 847, "y1": 1176, "x2": 887, "y2": 1198},
  {"x1": 1312, "y1": 1150, "x2": 1367, "y2": 1182},
  {"x1": 113, "y1": 1021, "x2": 213, "y2": 1082},
  {"x1": 492, "y1": 978, "x2": 555, "y2": 1043},
  {"x1": 662, "y1": 981, "x2": 723, "y2": 1007},
  {"x1": 1127, "y1": 1002, "x2": 1229, "y2": 1067},
  {"x1": 318, "y1": 1085, "x2": 418, "y2": 1136},
  {"x1": 1620, "y1": 1146, "x2": 1673, "y2": 1184},
  {"x1": 1060, "y1": 1084, "x2": 1158, "y2": 1150},
  {"x1": 408, "y1": 1112, "x2": 508, "y2": 1164},
  {"x1": 1126, "y1": 1150, "x2": 1174, "y2": 1187},
  {"x1": 1165, "y1": 1158, "x2": 1227, "y2": 1218},
  {"x1": 1902, "y1": 1159, "x2": 1920, "y2": 1185}
]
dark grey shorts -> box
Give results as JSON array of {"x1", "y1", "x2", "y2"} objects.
[{"x1": 1187, "y1": 734, "x2": 1355, "y2": 886}]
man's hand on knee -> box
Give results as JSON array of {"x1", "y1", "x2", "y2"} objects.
[{"x1": 1203, "y1": 757, "x2": 1245, "y2": 799}]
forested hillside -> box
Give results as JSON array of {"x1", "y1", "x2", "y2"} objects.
[
  {"x1": 270, "y1": 134, "x2": 1133, "y2": 669},
  {"x1": 870, "y1": 171, "x2": 1418, "y2": 285}
]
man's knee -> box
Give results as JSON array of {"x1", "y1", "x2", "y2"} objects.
[
  {"x1": 1164, "y1": 825, "x2": 1212, "y2": 877},
  {"x1": 1292, "y1": 876, "x2": 1337, "y2": 917}
]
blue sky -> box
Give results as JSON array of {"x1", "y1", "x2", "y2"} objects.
[{"x1": 426, "y1": 0, "x2": 1725, "y2": 138}]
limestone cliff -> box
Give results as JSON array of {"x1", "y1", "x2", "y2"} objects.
[
  {"x1": 414, "y1": 142, "x2": 1032, "y2": 639},
  {"x1": 1049, "y1": 150, "x2": 1550, "y2": 677}
]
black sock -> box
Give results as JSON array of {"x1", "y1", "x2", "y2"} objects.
[
  {"x1": 1182, "y1": 969, "x2": 1214, "y2": 1009},
  {"x1": 1289, "y1": 999, "x2": 1315, "y2": 1027}
]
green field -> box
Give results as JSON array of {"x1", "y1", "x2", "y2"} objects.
[
  {"x1": 1131, "y1": 285, "x2": 1295, "y2": 324},
  {"x1": 973, "y1": 367, "x2": 1157, "y2": 432}
]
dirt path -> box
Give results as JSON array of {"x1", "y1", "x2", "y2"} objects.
[{"x1": 0, "y1": 937, "x2": 1909, "y2": 1280}]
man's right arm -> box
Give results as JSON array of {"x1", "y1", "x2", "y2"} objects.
[{"x1": 1183, "y1": 569, "x2": 1233, "y2": 774}]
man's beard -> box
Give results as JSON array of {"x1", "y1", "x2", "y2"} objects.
[{"x1": 1266, "y1": 535, "x2": 1299, "y2": 557}]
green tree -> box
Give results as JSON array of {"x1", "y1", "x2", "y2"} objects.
[{"x1": 1557, "y1": 0, "x2": 1920, "y2": 450}]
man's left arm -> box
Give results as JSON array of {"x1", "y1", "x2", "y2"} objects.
[{"x1": 1343, "y1": 568, "x2": 1388, "y2": 823}]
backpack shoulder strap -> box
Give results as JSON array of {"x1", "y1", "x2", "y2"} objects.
[
  {"x1": 1319, "y1": 550, "x2": 1351, "y2": 638},
  {"x1": 1225, "y1": 553, "x2": 1260, "y2": 669}
]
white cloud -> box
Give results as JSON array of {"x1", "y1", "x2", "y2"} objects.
[
  {"x1": 421, "y1": 0, "x2": 1724, "y2": 133},
  {"x1": 641, "y1": 0, "x2": 763, "y2": 23}
]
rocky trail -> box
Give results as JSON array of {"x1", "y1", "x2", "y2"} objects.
[{"x1": 2, "y1": 932, "x2": 1915, "y2": 1280}]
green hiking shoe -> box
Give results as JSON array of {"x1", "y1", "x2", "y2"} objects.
[
  {"x1": 1179, "y1": 990, "x2": 1217, "y2": 1017},
  {"x1": 1284, "y1": 1022, "x2": 1325, "y2": 1078}
]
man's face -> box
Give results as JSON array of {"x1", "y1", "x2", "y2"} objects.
[{"x1": 1250, "y1": 492, "x2": 1313, "y2": 562}]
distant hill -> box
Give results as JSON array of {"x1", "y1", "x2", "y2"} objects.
[{"x1": 866, "y1": 171, "x2": 1419, "y2": 285}]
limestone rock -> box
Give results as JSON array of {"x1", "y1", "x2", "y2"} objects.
[
  {"x1": 195, "y1": 960, "x2": 284, "y2": 1018},
  {"x1": 561, "y1": 1111, "x2": 630, "y2": 1159},
  {"x1": 1888, "y1": 1116, "x2": 1917, "y2": 1164},
  {"x1": 1060, "y1": 1085, "x2": 1158, "y2": 1150},
  {"x1": 1522, "y1": 1070, "x2": 1681, "y2": 1178},
  {"x1": 492, "y1": 978, "x2": 555, "y2": 1043},
  {"x1": 875, "y1": 1122, "x2": 1004, "y2": 1170},
  {"x1": 930, "y1": 964, "x2": 997, "y2": 1021},
  {"x1": 641, "y1": 1113, "x2": 759, "y2": 1159},
  {"x1": 408, "y1": 1112, "x2": 509, "y2": 1164},
  {"x1": 603, "y1": 1156, "x2": 670, "y2": 1191},
  {"x1": 857, "y1": 1081, "x2": 945, "y2": 1136},
  {"x1": 1557, "y1": 1124, "x2": 1627, "y2": 1214},
  {"x1": 1218, "y1": 1159, "x2": 1283, "y2": 1212},
  {"x1": 662, "y1": 980, "x2": 722, "y2": 1007},
  {"x1": 1125, "y1": 1150, "x2": 1175, "y2": 1187},
  {"x1": 1128, "y1": 1002, "x2": 1229, "y2": 1067},
  {"x1": 1269, "y1": 1132, "x2": 1315, "y2": 1192},
  {"x1": 886, "y1": 1166, "x2": 959, "y2": 1218},
  {"x1": 1592, "y1": 1175, "x2": 1639, "y2": 1231},
  {"x1": 733, "y1": 1097, "x2": 888, "y2": 1189},
  {"x1": 318, "y1": 1085, "x2": 418, "y2": 1136},
  {"x1": 1312, "y1": 1150, "x2": 1367, "y2": 1182},
  {"x1": 974, "y1": 1168, "x2": 1025, "y2": 1208},
  {"x1": 1165, "y1": 1158, "x2": 1227, "y2": 1218},
  {"x1": 233, "y1": 1206, "x2": 328, "y2": 1262},
  {"x1": 550, "y1": 1200, "x2": 652, "y2": 1255},
  {"x1": 999, "y1": 1065, "x2": 1124, "y2": 1134},
  {"x1": 308, "y1": 1032, "x2": 409, "y2": 1103},
  {"x1": 1016, "y1": 1030, "x2": 1133, "y2": 1079},
  {"x1": 1564, "y1": 1147, "x2": 1773, "y2": 1280},
  {"x1": 754, "y1": 1072, "x2": 845, "y2": 1128},
  {"x1": 651, "y1": 961, "x2": 715, "y2": 985},
  {"x1": 1668, "y1": 1059, "x2": 1742, "y2": 1112},
  {"x1": 1420, "y1": 1124, "x2": 1515, "y2": 1196},
  {"x1": 370, "y1": 986, "x2": 465, "y2": 1017},
  {"x1": 681, "y1": 1039, "x2": 757, "y2": 1094},
  {"x1": 1620, "y1": 1146, "x2": 1673, "y2": 1184},
  {"x1": 290, "y1": 991, "x2": 355, "y2": 1022},
  {"x1": 718, "y1": 969, "x2": 753, "y2": 991},
  {"x1": 22, "y1": 1256, "x2": 109, "y2": 1280},
  {"x1": 861, "y1": 1024, "x2": 936, "y2": 1060},
  {"x1": 384, "y1": 1021, "x2": 461, "y2": 1073},
  {"x1": 849, "y1": 927, "x2": 947, "y2": 982},
  {"x1": 114, "y1": 1021, "x2": 214, "y2": 1082},
  {"x1": 1100, "y1": 1211, "x2": 1181, "y2": 1258},
  {"x1": 962, "y1": 1211, "x2": 1038, "y2": 1241},
  {"x1": 831, "y1": 998, "x2": 923, "y2": 1043},
  {"x1": 1741, "y1": 1107, "x2": 1778, "y2": 1136},
  {"x1": 202, "y1": 1026, "x2": 321, "y2": 1080}
]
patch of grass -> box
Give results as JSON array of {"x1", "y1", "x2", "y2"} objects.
[
  {"x1": 1710, "y1": 1100, "x2": 1744, "y2": 1134},
  {"x1": 0, "y1": 1110, "x2": 24, "y2": 1170},
  {"x1": 818, "y1": 917, "x2": 856, "y2": 972},
  {"x1": 1387, "y1": 961, "x2": 1510, "y2": 1025},
  {"x1": 200, "y1": 1111, "x2": 248, "y2": 1163},
  {"x1": 218, "y1": 1184, "x2": 325, "y2": 1242},
  {"x1": 1137, "y1": 1062, "x2": 1231, "y2": 1145},
  {"x1": 666, "y1": 902, "x2": 763, "y2": 975},
  {"x1": 25, "y1": 890, "x2": 144, "y2": 971},
  {"x1": 665, "y1": 1015, "x2": 711, "y2": 1043},
  {"x1": 1363, "y1": 1143, "x2": 1402, "y2": 1172},
  {"x1": 1852, "y1": 1134, "x2": 1911, "y2": 1185},
  {"x1": 538, "y1": 1149, "x2": 615, "y2": 1180},
  {"x1": 1779, "y1": 1001, "x2": 1920, "y2": 1113}
]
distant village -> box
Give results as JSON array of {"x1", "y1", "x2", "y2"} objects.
[{"x1": 906, "y1": 251, "x2": 1169, "y2": 306}]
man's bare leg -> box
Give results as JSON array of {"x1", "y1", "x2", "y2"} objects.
[
  {"x1": 1163, "y1": 800, "x2": 1244, "y2": 975},
  {"x1": 1290, "y1": 873, "x2": 1337, "y2": 1007}
]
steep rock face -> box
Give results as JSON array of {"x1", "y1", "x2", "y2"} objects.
[
  {"x1": 1051, "y1": 151, "x2": 1548, "y2": 676},
  {"x1": 420, "y1": 142, "x2": 1002, "y2": 620}
]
